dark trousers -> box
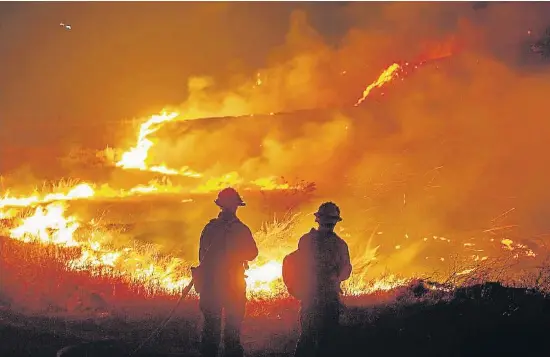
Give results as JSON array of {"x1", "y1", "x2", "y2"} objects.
[
  {"x1": 294, "y1": 297, "x2": 341, "y2": 357},
  {"x1": 199, "y1": 291, "x2": 246, "y2": 357}
]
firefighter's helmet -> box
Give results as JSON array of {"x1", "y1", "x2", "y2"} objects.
[
  {"x1": 314, "y1": 201, "x2": 342, "y2": 223},
  {"x1": 214, "y1": 188, "x2": 246, "y2": 208}
]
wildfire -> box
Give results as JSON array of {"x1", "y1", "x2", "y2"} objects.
[
  {"x1": 0, "y1": 174, "x2": 303, "y2": 216},
  {"x1": 501, "y1": 238, "x2": 536, "y2": 257},
  {"x1": 3, "y1": 202, "x2": 193, "y2": 294},
  {"x1": 1, "y1": 50, "x2": 541, "y2": 306},
  {"x1": 0, "y1": 183, "x2": 95, "y2": 209},
  {"x1": 115, "y1": 112, "x2": 203, "y2": 178},
  {"x1": 0, "y1": 185, "x2": 539, "y2": 301},
  {"x1": 110, "y1": 56, "x2": 431, "y2": 189},
  {"x1": 0, "y1": 198, "x2": 412, "y2": 299},
  {"x1": 110, "y1": 111, "x2": 301, "y2": 194},
  {"x1": 249, "y1": 177, "x2": 290, "y2": 191},
  {"x1": 191, "y1": 172, "x2": 243, "y2": 194},
  {"x1": 345, "y1": 274, "x2": 411, "y2": 295},
  {"x1": 355, "y1": 63, "x2": 402, "y2": 106},
  {"x1": 112, "y1": 111, "x2": 202, "y2": 179},
  {"x1": 354, "y1": 42, "x2": 458, "y2": 107},
  {"x1": 246, "y1": 260, "x2": 283, "y2": 294},
  {"x1": 10, "y1": 202, "x2": 80, "y2": 247},
  {"x1": 0, "y1": 180, "x2": 187, "y2": 209},
  {"x1": 0, "y1": 202, "x2": 296, "y2": 296},
  {"x1": 191, "y1": 173, "x2": 292, "y2": 194},
  {"x1": 116, "y1": 111, "x2": 179, "y2": 171}
]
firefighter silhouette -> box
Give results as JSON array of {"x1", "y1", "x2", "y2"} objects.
[
  {"x1": 283, "y1": 201, "x2": 352, "y2": 357},
  {"x1": 194, "y1": 188, "x2": 258, "y2": 357}
]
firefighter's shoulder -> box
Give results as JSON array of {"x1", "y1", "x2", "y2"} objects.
[
  {"x1": 297, "y1": 229, "x2": 316, "y2": 249},
  {"x1": 233, "y1": 219, "x2": 253, "y2": 235},
  {"x1": 202, "y1": 218, "x2": 220, "y2": 231}
]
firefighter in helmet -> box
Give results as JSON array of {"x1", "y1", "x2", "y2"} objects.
[
  {"x1": 285, "y1": 201, "x2": 352, "y2": 357},
  {"x1": 195, "y1": 188, "x2": 258, "y2": 357}
]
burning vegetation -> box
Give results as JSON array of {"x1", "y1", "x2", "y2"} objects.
[
  {"x1": 0, "y1": 60, "x2": 423, "y2": 303},
  {"x1": 1, "y1": 3, "x2": 550, "y2": 323}
]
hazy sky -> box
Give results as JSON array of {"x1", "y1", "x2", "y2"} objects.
[
  {"x1": 1, "y1": 2, "x2": 548, "y2": 149},
  {"x1": 0, "y1": 2, "x2": 350, "y2": 127}
]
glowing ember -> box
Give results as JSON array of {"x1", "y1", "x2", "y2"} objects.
[
  {"x1": 344, "y1": 274, "x2": 410, "y2": 296},
  {"x1": 501, "y1": 239, "x2": 514, "y2": 250},
  {"x1": 501, "y1": 239, "x2": 536, "y2": 258}
]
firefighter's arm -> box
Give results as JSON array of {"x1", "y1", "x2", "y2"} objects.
[
  {"x1": 239, "y1": 225, "x2": 259, "y2": 262},
  {"x1": 198, "y1": 224, "x2": 212, "y2": 263},
  {"x1": 338, "y1": 242, "x2": 353, "y2": 282}
]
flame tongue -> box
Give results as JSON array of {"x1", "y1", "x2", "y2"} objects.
[
  {"x1": 1, "y1": 183, "x2": 95, "y2": 209},
  {"x1": 10, "y1": 202, "x2": 80, "y2": 247},
  {"x1": 116, "y1": 111, "x2": 180, "y2": 171},
  {"x1": 355, "y1": 63, "x2": 402, "y2": 106}
]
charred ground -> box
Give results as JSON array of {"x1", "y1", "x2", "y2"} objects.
[{"x1": 1, "y1": 281, "x2": 550, "y2": 357}]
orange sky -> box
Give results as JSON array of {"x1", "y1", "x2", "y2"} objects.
[{"x1": 1, "y1": 2, "x2": 548, "y2": 136}]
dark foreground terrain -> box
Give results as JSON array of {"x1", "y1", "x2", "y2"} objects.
[{"x1": 1, "y1": 282, "x2": 550, "y2": 357}]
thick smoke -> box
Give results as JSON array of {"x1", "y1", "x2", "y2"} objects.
[{"x1": 143, "y1": 2, "x2": 550, "y2": 276}]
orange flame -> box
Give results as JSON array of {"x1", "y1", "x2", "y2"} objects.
[
  {"x1": 2, "y1": 53, "x2": 540, "y2": 302},
  {"x1": 355, "y1": 63, "x2": 402, "y2": 106},
  {"x1": 116, "y1": 111, "x2": 180, "y2": 171},
  {"x1": 1, "y1": 183, "x2": 95, "y2": 209},
  {"x1": 1, "y1": 202, "x2": 307, "y2": 297}
]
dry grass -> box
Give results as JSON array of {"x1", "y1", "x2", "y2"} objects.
[
  {"x1": 2, "y1": 233, "x2": 550, "y2": 357},
  {"x1": 0, "y1": 236, "x2": 180, "y2": 315},
  {"x1": 0, "y1": 233, "x2": 297, "y2": 322},
  {"x1": 1, "y1": 205, "x2": 549, "y2": 322},
  {"x1": 0, "y1": 230, "x2": 545, "y2": 314}
]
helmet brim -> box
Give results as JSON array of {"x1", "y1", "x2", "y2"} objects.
[
  {"x1": 314, "y1": 212, "x2": 342, "y2": 222},
  {"x1": 215, "y1": 199, "x2": 246, "y2": 207}
]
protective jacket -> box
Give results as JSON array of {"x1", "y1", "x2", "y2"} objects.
[
  {"x1": 196, "y1": 211, "x2": 258, "y2": 295},
  {"x1": 283, "y1": 228, "x2": 352, "y2": 302}
]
